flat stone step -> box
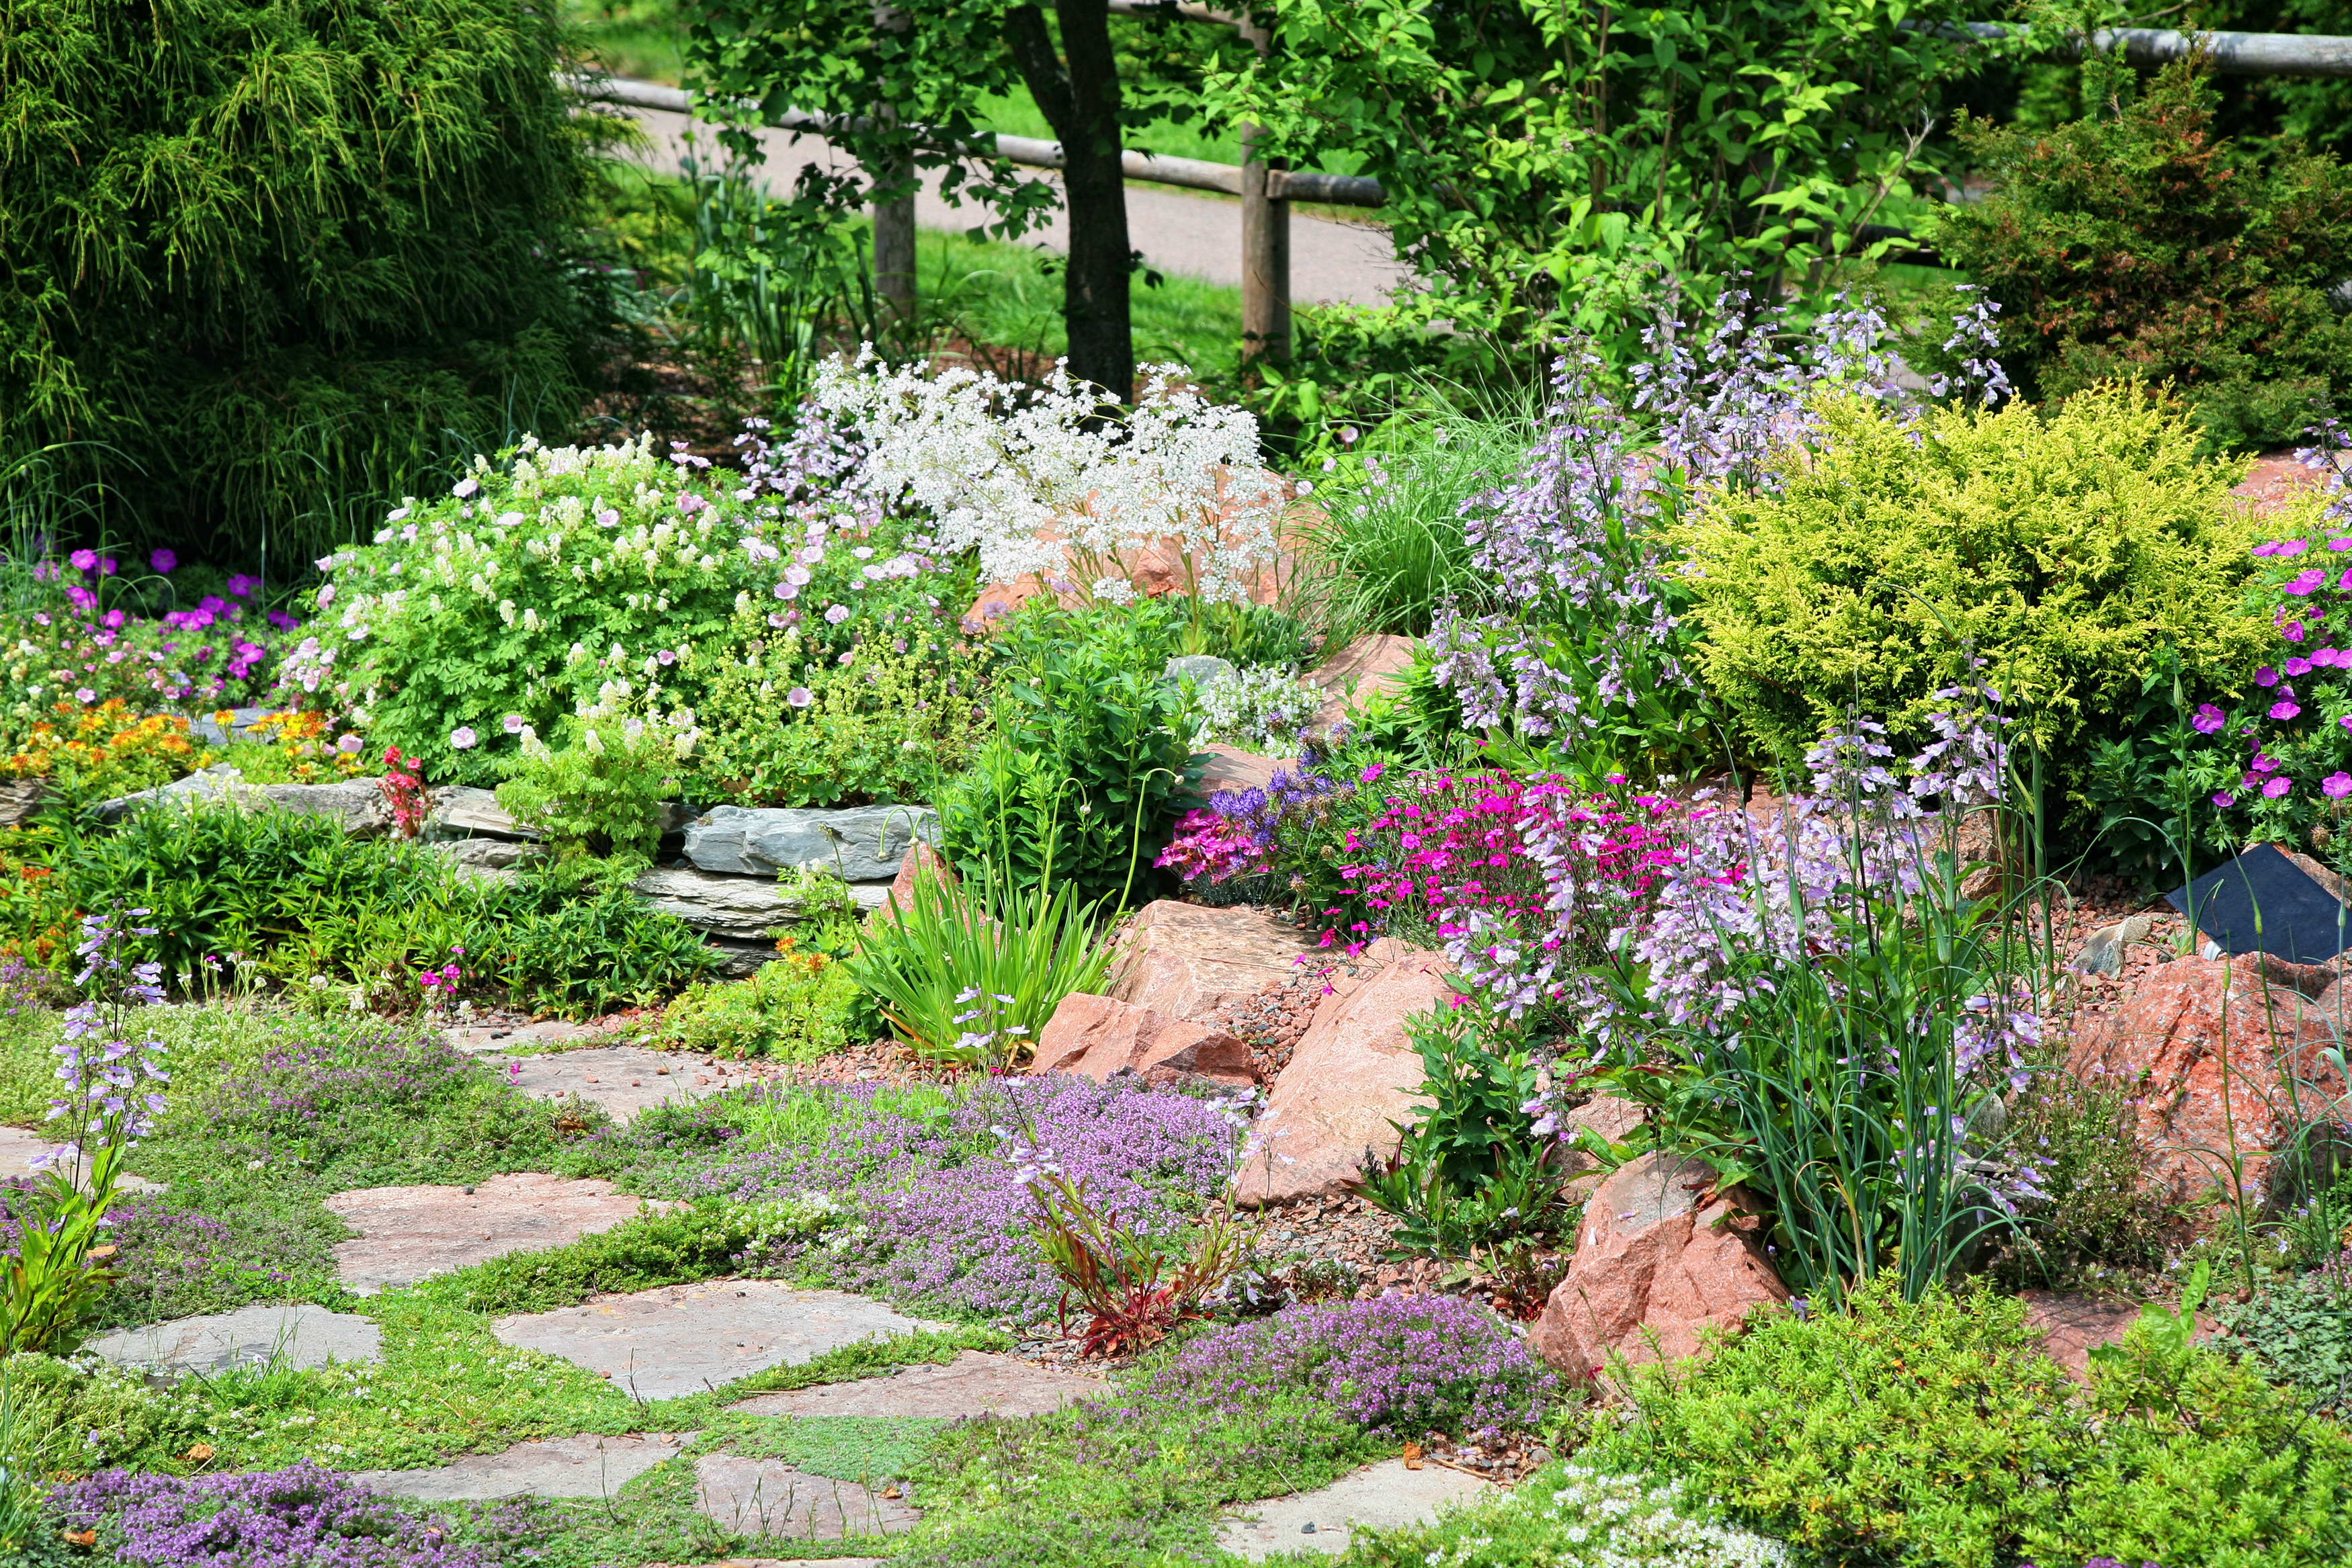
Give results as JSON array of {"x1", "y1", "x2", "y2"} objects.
[
  {"x1": 731, "y1": 1350, "x2": 1104, "y2": 1420},
  {"x1": 356, "y1": 1432, "x2": 691, "y2": 1501},
  {"x1": 324, "y1": 1174, "x2": 663, "y2": 1293},
  {"x1": 481, "y1": 1043, "x2": 765, "y2": 1123},
  {"x1": 494, "y1": 1279, "x2": 949, "y2": 1402},
  {"x1": 85, "y1": 1303, "x2": 381, "y2": 1375},
  {"x1": 1218, "y1": 1459, "x2": 1494, "y2": 1561},
  {"x1": 694, "y1": 1454, "x2": 918, "y2": 1540},
  {"x1": 0, "y1": 1126, "x2": 161, "y2": 1193}
]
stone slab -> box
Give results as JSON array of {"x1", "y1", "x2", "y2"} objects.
[
  {"x1": 632, "y1": 866, "x2": 888, "y2": 941},
  {"x1": 731, "y1": 1351, "x2": 1106, "y2": 1420},
  {"x1": 0, "y1": 1125, "x2": 161, "y2": 1192},
  {"x1": 358, "y1": 1432, "x2": 690, "y2": 1501},
  {"x1": 1217, "y1": 1460, "x2": 1493, "y2": 1560},
  {"x1": 324, "y1": 1174, "x2": 659, "y2": 1293},
  {"x1": 684, "y1": 804, "x2": 940, "y2": 882},
  {"x1": 694, "y1": 1454, "x2": 919, "y2": 1540},
  {"x1": 494, "y1": 1280, "x2": 948, "y2": 1401},
  {"x1": 443, "y1": 1018, "x2": 624, "y2": 1055},
  {"x1": 87, "y1": 1303, "x2": 382, "y2": 1375},
  {"x1": 1104, "y1": 900, "x2": 1307, "y2": 1025},
  {"x1": 485, "y1": 1043, "x2": 745, "y2": 1123},
  {"x1": 429, "y1": 786, "x2": 537, "y2": 841},
  {"x1": 0, "y1": 778, "x2": 50, "y2": 829}
]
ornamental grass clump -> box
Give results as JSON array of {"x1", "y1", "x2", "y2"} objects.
[{"x1": 1146, "y1": 1295, "x2": 1560, "y2": 1442}]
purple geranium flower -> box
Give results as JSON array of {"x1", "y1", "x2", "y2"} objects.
[
  {"x1": 2192, "y1": 704, "x2": 2226, "y2": 734},
  {"x1": 149, "y1": 548, "x2": 176, "y2": 574},
  {"x1": 2265, "y1": 776, "x2": 2294, "y2": 799},
  {"x1": 2271, "y1": 700, "x2": 2303, "y2": 720}
]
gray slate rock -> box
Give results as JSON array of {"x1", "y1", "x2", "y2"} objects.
[
  {"x1": 93, "y1": 767, "x2": 387, "y2": 835},
  {"x1": 683, "y1": 803, "x2": 939, "y2": 882},
  {"x1": 1164, "y1": 654, "x2": 1238, "y2": 689},
  {"x1": 87, "y1": 1303, "x2": 382, "y2": 1375},
  {"x1": 358, "y1": 1433, "x2": 688, "y2": 1501},
  {"x1": 1217, "y1": 1460, "x2": 1490, "y2": 1561},
  {"x1": 0, "y1": 778, "x2": 50, "y2": 828},
  {"x1": 632, "y1": 865, "x2": 886, "y2": 940},
  {"x1": 431, "y1": 836, "x2": 540, "y2": 871},
  {"x1": 429, "y1": 785, "x2": 536, "y2": 840}
]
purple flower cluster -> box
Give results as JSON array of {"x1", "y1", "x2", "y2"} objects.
[
  {"x1": 16, "y1": 552, "x2": 298, "y2": 709},
  {"x1": 1144, "y1": 1296, "x2": 1561, "y2": 1441},
  {"x1": 206, "y1": 1025, "x2": 470, "y2": 1130},
  {"x1": 617, "y1": 1077, "x2": 1236, "y2": 1325},
  {"x1": 53, "y1": 1464, "x2": 518, "y2": 1567}
]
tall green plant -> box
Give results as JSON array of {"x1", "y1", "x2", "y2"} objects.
[{"x1": 0, "y1": 0, "x2": 605, "y2": 566}]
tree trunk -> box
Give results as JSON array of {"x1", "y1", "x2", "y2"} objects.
[{"x1": 1004, "y1": 3, "x2": 1134, "y2": 403}]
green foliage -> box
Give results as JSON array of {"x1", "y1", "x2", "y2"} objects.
[
  {"x1": 300, "y1": 432, "x2": 954, "y2": 787},
  {"x1": 940, "y1": 605, "x2": 1196, "y2": 906},
  {"x1": 1357, "y1": 1007, "x2": 1570, "y2": 1278},
  {"x1": 0, "y1": 0, "x2": 603, "y2": 566},
  {"x1": 1340, "y1": 1463, "x2": 1792, "y2": 1568},
  {"x1": 496, "y1": 704, "x2": 689, "y2": 873},
  {"x1": 2220, "y1": 1268, "x2": 2352, "y2": 1411},
  {"x1": 409, "y1": 1200, "x2": 813, "y2": 1317},
  {"x1": 844, "y1": 860, "x2": 1115, "y2": 1068},
  {"x1": 896, "y1": 1388, "x2": 1381, "y2": 1568},
  {"x1": 1201, "y1": 1, "x2": 1991, "y2": 366},
  {"x1": 474, "y1": 879, "x2": 724, "y2": 1020},
  {"x1": 1677, "y1": 384, "x2": 2269, "y2": 838},
  {"x1": 1294, "y1": 405, "x2": 1524, "y2": 638},
  {"x1": 686, "y1": 601, "x2": 989, "y2": 808},
  {"x1": 1583, "y1": 1275, "x2": 2352, "y2": 1568},
  {"x1": 1931, "y1": 60, "x2": 2352, "y2": 453},
  {"x1": 653, "y1": 947, "x2": 873, "y2": 1062},
  {"x1": 1990, "y1": 1062, "x2": 2169, "y2": 1289}
]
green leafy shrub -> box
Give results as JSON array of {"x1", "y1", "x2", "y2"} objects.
[
  {"x1": 2220, "y1": 1270, "x2": 2352, "y2": 1410},
  {"x1": 1990, "y1": 1063, "x2": 2170, "y2": 1289},
  {"x1": 0, "y1": 0, "x2": 603, "y2": 564},
  {"x1": 940, "y1": 604, "x2": 1196, "y2": 905},
  {"x1": 289, "y1": 431, "x2": 960, "y2": 785},
  {"x1": 685, "y1": 601, "x2": 989, "y2": 808},
  {"x1": 1677, "y1": 383, "x2": 2268, "y2": 840},
  {"x1": 474, "y1": 879, "x2": 723, "y2": 1018},
  {"x1": 1583, "y1": 1275, "x2": 2352, "y2": 1567},
  {"x1": 653, "y1": 945, "x2": 874, "y2": 1061},
  {"x1": 495, "y1": 701, "x2": 691, "y2": 874},
  {"x1": 1931, "y1": 60, "x2": 2352, "y2": 453}
]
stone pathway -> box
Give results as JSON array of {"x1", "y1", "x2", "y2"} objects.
[
  {"x1": 0, "y1": 1126, "x2": 161, "y2": 1193},
  {"x1": 87, "y1": 1303, "x2": 381, "y2": 1375},
  {"x1": 494, "y1": 1280, "x2": 948, "y2": 1401},
  {"x1": 444, "y1": 1018, "x2": 625, "y2": 1055},
  {"x1": 358, "y1": 1433, "x2": 691, "y2": 1501},
  {"x1": 732, "y1": 1350, "x2": 1105, "y2": 1419},
  {"x1": 324, "y1": 1174, "x2": 665, "y2": 1293},
  {"x1": 1218, "y1": 1459, "x2": 1493, "y2": 1561},
  {"x1": 694, "y1": 1454, "x2": 919, "y2": 1540},
  {"x1": 482, "y1": 1044, "x2": 770, "y2": 1124}
]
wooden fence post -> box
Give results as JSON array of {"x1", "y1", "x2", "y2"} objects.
[
  {"x1": 1236, "y1": 9, "x2": 1290, "y2": 365},
  {"x1": 872, "y1": 4, "x2": 917, "y2": 328}
]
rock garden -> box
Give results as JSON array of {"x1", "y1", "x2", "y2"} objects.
[{"x1": 8, "y1": 9, "x2": 2352, "y2": 1567}]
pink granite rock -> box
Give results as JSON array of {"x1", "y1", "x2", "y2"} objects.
[
  {"x1": 1030, "y1": 992, "x2": 1256, "y2": 1086},
  {"x1": 1305, "y1": 634, "x2": 1417, "y2": 731},
  {"x1": 1104, "y1": 900, "x2": 1306, "y2": 1024},
  {"x1": 868, "y1": 839, "x2": 954, "y2": 928},
  {"x1": 1235, "y1": 939, "x2": 1456, "y2": 1206},
  {"x1": 1529, "y1": 1152, "x2": 1788, "y2": 1383}
]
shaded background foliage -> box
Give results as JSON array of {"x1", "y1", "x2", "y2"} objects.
[{"x1": 0, "y1": 0, "x2": 613, "y2": 573}]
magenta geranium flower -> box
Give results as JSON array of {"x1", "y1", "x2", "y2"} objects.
[
  {"x1": 69, "y1": 548, "x2": 97, "y2": 571},
  {"x1": 2285, "y1": 569, "x2": 2327, "y2": 596},
  {"x1": 2324, "y1": 773, "x2": 2352, "y2": 799},
  {"x1": 149, "y1": 548, "x2": 176, "y2": 574},
  {"x1": 2256, "y1": 666, "x2": 2281, "y2": 687},
  {"x1": 2271, "y1": 700, "x2": 2303, "y2": 720},
  {"x1": 2214, "y1": 791, "x2": 2236, "y2": 808},
  {"x1": 2282, "y1": 619, "x2": 2308, "y2": 642},
  {"x1": 2279, "y1": 538, "x2": 2311, "y2": 556},
  {"x1": 2192, "y1": 704, "x2": 2226, "y2": 734},
  {"x1": 2265, "y1": 776, "x2": 2294, "y2": 799},
  {"x1": 2286, "y1": 656, "x2": 2314, "y2": 676}
]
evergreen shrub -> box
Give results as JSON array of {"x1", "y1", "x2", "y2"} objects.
[
  {"x1": 1931, "y1": 60, "x2": 2352, "y2": 452},
  {"x1": 1676, "y1": 382, "x2": 2269, "y2": 837},
  {"x1": 0, "y1": 0, "x2": 606, "y2": 566}
]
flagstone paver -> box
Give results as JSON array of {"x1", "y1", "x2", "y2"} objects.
[
  {"x1": 480, "y1": 1043, "x2": 773, "y2": 1124},
  {"x1": 323, "y1": 1173, "x2": 665, "y2": 1293},
  {"x1": 356, "y1": 1433, "x2": 691, "y2": 1501},
  {"x1": 1218, "y1": 1460, "x2": 1494, "y2": 1561},
  {"x1": 86, "y1": 1303, "x2": 382, "y2": 1375},
  {"x1": 730, "y1": 1350, "x2": 1107, "y2": 1419},
  {"x1": 0, "y1": 1125, "x2": 161, "y2": 1192},
  {"x1": 692, "y1": 1454, "x2": 920, "y2": 1540},
  {"x1": 493, "y1": 1279, "x2": 950, "y2": 1401}
]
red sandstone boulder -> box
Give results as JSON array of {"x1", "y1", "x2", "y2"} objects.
[
  {"x1": 1304, "y1": 634, "x2": 1417, "y2": 732},
  {"x1": 2065, "y1": 953, "x2": 2348, "y2": 1204},
  {"x1": 1105, "y1": 900, "x2": 1306, "y2": 1024},
  {"x1": 866, "y1": 840, "x2": 954, "y2": 928},
  {"x1": 1029, "y1": 992, "x2": 1256, "y2": 1088},
  {"x1": 1236, "y1": 939, "x2": 1456, "y2": 1207},
  {"x1": 1529, "y1": 1152, "x2": 1788, "y2": 1383}
]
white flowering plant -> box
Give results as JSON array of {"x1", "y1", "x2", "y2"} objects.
[
  {"x1": 1368, "y1": 1465, "x2": 1789, "y2": 1568},
  {"x1": 276, "y1": 421, "x2": 961, "y2": 785},
  {"x1": 1185, "y1": 662, "x2": 1320, "y2": 753},
  {"x1": 812, "y1": 352, "x2": 1295, "y2": 646},
  {"x1": 492, "y1": 699, "x2": 694, "y2": 877}
]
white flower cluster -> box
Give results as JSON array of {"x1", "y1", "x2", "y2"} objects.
[
  {"x1": 1188, "y1": 663, "x2": 1320, "y2": 752},
  {"x1": 1415, "y1": 1467, "x2": 1788, "y2": 1568},
  {"x1": 813, "y1": 351, "x2": 1288, "y2": 605}
]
